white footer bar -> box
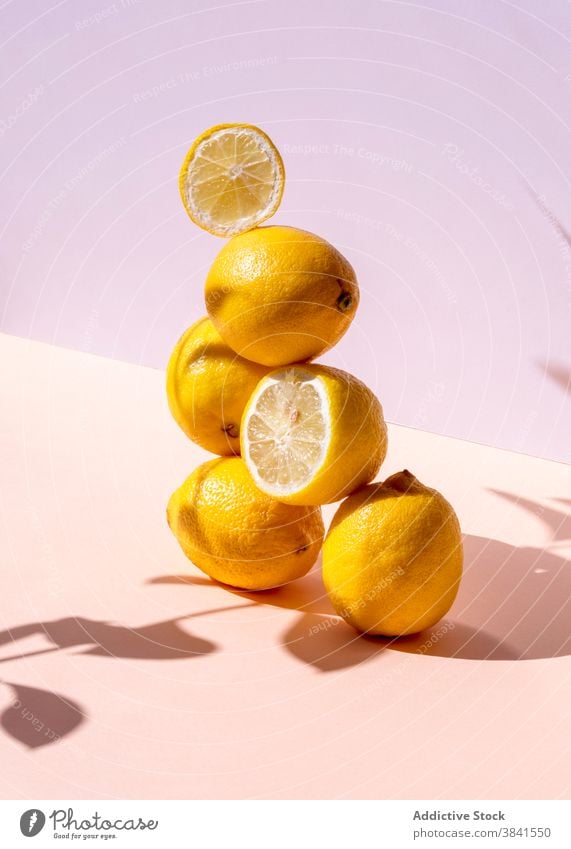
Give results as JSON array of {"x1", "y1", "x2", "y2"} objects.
[{"x1": 0, "y1": 799, "x2": 569, "y2": 848}]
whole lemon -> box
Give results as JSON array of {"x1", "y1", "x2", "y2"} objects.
[
  {"x1": 323, "y1": 470, "x2": 463, "y2": 635},
  {"x1": 205, "y1": 225, "x2": 359, "y2": 366},
  {"x1": 167, "y1": 457, "x2": 324, "y2": 590},
  {"x1": 166, "y1": 316, "x2": 271, "y2": 455},
  {"x1": 241, "y1": 364, "x2": 387, "y2": 505}
]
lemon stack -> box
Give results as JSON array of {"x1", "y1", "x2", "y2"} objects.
[{"x1": 167, "y1": 124, "x2": 462, "y2": 637}]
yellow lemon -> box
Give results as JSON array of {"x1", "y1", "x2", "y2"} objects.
[
  {"x1": 179, "y1": 123, "x2": 284, "y2": 237},
  {"x1": 167, "y1": 458, "x2": 324, "y2": 590},
  {"x1": 205, "y1": 225, "x2": 359, "y2": 366},
  {"x1": 323, "y1": 470, "x2": 463, "y2": 636},
  {"x1": 241, "y1": 364, "x2": 387, "y2": 505},
  {"x1": 166, "y1": 317, "x2": 271, "y2": 456}
]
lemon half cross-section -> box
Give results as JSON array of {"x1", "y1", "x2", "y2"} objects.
[
  {"x1": 241, "y1": 364, "x2": 388, "y2": 505},
  {"x1": 179, "y1": 123, "x2": 285, "y2": 237}
]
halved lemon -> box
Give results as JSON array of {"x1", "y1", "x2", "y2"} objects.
[
  {"x1": 179, "y1": 123, "x2": 285, "y2": 237},
  {"x1": 241, "y1": 364, "x2": 388, "y2": 506}
]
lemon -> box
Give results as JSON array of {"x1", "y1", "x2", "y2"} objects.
[
  {"x1": 323, "y1": 470, "x2": 463, "y2": 636},
  {"x1": 166, "y1": 316, "x2": 271, "y2": 455},
  {"x1": 179, "y1": 124, "x2": 285, "y2": 237},
  {"x1": 167, "y1": 458, "x2": 324, "y2": 590},
  {"x1": 241, "y1": 364, "x2": 387, "y2": 505},
  {"x1": 205, "y1": 225, "x2": 359, "y2": 366}
]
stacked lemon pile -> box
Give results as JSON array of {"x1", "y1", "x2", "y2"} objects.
[{"x1": 167, "y1": 124, "x2": 462, "y2": 636}]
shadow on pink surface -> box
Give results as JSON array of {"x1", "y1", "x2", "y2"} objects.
[
  {"x1": 1, "y1": 518, "x2": 568, "y2": 749},
  {"x1": 0, "y1": 618, "x2": 217, "y2": 748},
  {"x1": 450, "y1": 535, "x2": 570, "y2": 660},
  {"x1": 151, "y1": 528, "x2": 571, "y2": 664},
  {"x1": 541, "y1": 361, "x2": 571, "y2": 397},
  {"x1": 0, "y1": 617, "x2": 216, "y2": 663},
  {"x1": 490, "y1": 489, "x2": 571, "y2": 542},
  {"x1": 0, "y1": 682, "x2": 84, "y2": 749}
]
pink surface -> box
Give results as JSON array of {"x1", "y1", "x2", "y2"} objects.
[
  {"x1": 0, "y1": 0, "x2": 570, "y2": 462},
  {"x1": 0, "y1": 333, "x2": 569, "y2": 800}
]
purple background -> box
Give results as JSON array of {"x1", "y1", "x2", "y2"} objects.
[{"x1": 1, "y1": 0, "x2": 569, "y2": 462}]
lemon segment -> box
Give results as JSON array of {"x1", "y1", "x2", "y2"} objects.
[
  {"x1": 241, "y1": 364, "x2": 387, "y2": 505},
  {"x1": 179, "y1": 124, "x2": 285, "y2": 237}
]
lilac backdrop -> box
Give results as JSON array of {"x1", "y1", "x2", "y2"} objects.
[{"x1": 1, "y1": 0, "x2": 569, "y2": 462}]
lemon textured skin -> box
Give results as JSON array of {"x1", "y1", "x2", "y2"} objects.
[
  {"x1": 166, "y1": 317, "x2": 271, "y2": 456},
  {"x1": 205, "y1": 226, "x2": 359, "y2": 366},
  {"x1": 323, "y1": 471, "x2": 463, "y2": 636},
  {"x1": 167, "y1": 458, "x2": 325, "y2": 590},
  {"x1": 241, "y1": 364, "x2": 387, "y2": 506},
  {"x1": 179, "y1": 123, "x2": 285, "y2": 237}
]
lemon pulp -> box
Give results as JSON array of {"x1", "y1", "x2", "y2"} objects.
[{"x1": 244, "y1": 368, "x2": 329, "y2": 495}]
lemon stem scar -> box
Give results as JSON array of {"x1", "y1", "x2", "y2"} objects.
[
  {"x1": 336, "y1": 291, "x2": 353, "y2": 312},
  {"x1": 388, "y1": 469, "x2": 418, "y2": 492},
  {"x1": 222, "y1": 423, "x2": 239, "y2": 438}
]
